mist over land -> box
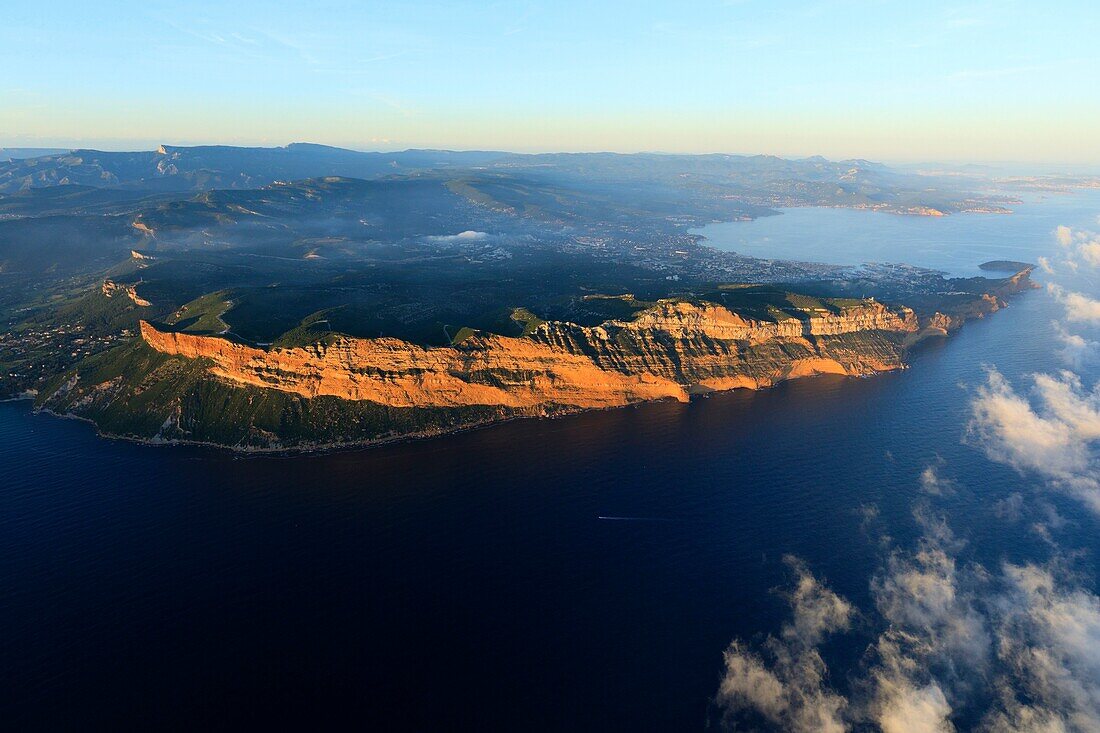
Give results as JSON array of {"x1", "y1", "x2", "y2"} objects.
[{"x1": 4, "y1": 0, "x2": 1100, "y2": 727}]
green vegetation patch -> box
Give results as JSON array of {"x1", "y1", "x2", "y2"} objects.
[
  {"x1": 451, "y1": 326, "x2": 479, "y2": 345},
  {"x1": 164, "y1": 291, "x2": 233, "y2": 334},
  {"x1": 273, "y1": 309, "x2": 341, "y2": 348},
  {"x1": 708, "y1": 284, "x2": 871, "y2": 322},
  {"x1": 510, "y1": 307, "x2": 546, "y2": 336},
  {"x1": 576, "y1": 293, "x2": 657, "y2": 322}
]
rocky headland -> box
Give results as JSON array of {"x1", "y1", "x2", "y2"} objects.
[{"x1": 34, "y1": 267, "x2": 1035, "y2": 451}]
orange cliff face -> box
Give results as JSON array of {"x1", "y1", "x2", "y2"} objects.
[
  {"x1": 138, "y1": 321, "x2": 687, "y2": 409},
  {"x1": 103, "y1": 279, "x2": 152, "y2": 307},
  {"x1": 138, "y1": 299, "x2": 919, "y2": 411}
]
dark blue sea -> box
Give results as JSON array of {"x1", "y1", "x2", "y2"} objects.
[{"x1": 2, "y1": 191, "x2": 1098, "y2": 729}]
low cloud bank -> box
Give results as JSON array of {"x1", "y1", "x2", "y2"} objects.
[
  {"x1": 717, "y1": 557, "x2": 853, "y2": 733},
  {"x1": 968, "y1": 368, "x2": 1100, "y2": 514},
  {"x1": 1049, "y1": 285, "x2": 1100, "y2": 325},
  {"x1": 1054, "y1": 225, "x2": 1100, "y2": 270},
  {"x1": 424, "y1": 230, "x2": 492, "y2": 243},
  {"x1": 717, "y1": 500, "x2": 1100, "y2": 732},
  {"x1": 1055, "y1": 323, "x2": 1099, "y2": 371}
]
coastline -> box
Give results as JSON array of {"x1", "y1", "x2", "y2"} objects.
[
  {"x1": 32, "y1": 360, "x2": 906, "y2": 455},
  {"x1": 22, "y1": 267, "x2": 1036, "y2": 454},
  {"x1": 0, "y1": 391, "x2": 37, "y2": 403}
]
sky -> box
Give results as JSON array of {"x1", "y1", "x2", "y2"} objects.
[{"x1": 2, "y1": 0, "x2": 1099, "y2": 164}]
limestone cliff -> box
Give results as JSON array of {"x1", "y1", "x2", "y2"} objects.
[
  {"x1": 138, "y1": 298, "x2": 917, "y2": 412},
  {"x1": 907, "y1": 265, "x2": 1038, "y2": 340},
  {"x1": 102, "y1": 279, "x2": 152, "y2": 307},
  {"x1": 35, "y1": 269, "x2": 1036, "y2": 450}
]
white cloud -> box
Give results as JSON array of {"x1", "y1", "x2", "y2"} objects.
[
  {"x1": 859, "y1": 512, "x2": 989, "y2": 731},
  {"x1": 1057, "y1": 225, "x2": 1075, "y2": 248},
  {"x1": 716, "y1": 556, "x2": 852, "y2": 733},
  {"x1": 1052, "y1": 225, "x2": 1100, "y2": 270},
  {"x1": 968, "y1": 369, "x2": 1089, "y2": 477},
  {"x1": 424, "y1": 230, "x2": 492, "y2": 243},
  {"x1": 715, "y1": 516, "x2": 980, "y2": 733},
  {"x1": 784, "y1": 556, "x2": 855, "y2": 645},
  {"x1": 968, "y1": 368, "x2": 1100, "y2": 513},
  {"x1": 867, "y1": 661, "x2": 954, "y2": 733},
  {"x1": 980, "y1": 563, "x2": 1100, "y2": 731},
  {"x1": 920, "y1": 461, "x2": 959, "y2": 497},
  {"x1": 717, "y1": 514, "x2": 1100, "y2": 733},
  {"x1": 979, "y1": 702, "x2": 1069, "y2": 733},
  {"x1": 1033, "y1": 372, "x2": 1100, "y2": 440},
  {"x1": 1038, "y1": 256, "x2": 1055, "y2": 274},
  {"x1": 1048, "y1": 285, "x2": 1100, "y2": 324},
  {"x1": 1054, "y1": 324, "x2": 1099, "y2": 371},
  {"x1": 993, "y1": 492, "x2": 1025, "y2": 523},
  {"x1": 1080, "y1": 242, "x2": 1100, "y2": 268}
]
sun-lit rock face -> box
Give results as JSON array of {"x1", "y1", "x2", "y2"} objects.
[
  {"x1": 102, "y1": 279, "x2": 152, "y2": 307},
  {"x1": 139, "y1": 322, "x2": 686, "y2": 409},
  {"x1": 139, "y1": 299, "x2": 917, "y2": 411}
]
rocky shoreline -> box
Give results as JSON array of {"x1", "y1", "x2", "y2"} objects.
[{"x1": 28, "y1": 267, "x2": 1036, "y2": 452}]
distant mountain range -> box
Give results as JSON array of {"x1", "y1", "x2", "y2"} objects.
[
  {"x1": 0, "y1": 148, "x2": 70, "y2": 163},
  {"x1": 0, "y1": 144, "x2": 499, "y2": 193},
  {"x1": 0, "y1": 142, "x2": 1016, "y2": 232},
  {"x1": 0, "y1": 143, "x2": 975, "y2": 203}
]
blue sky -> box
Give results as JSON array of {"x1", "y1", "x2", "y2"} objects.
[{"x1": 2, "y1": 0, "x2": 1098, "y2": 163}]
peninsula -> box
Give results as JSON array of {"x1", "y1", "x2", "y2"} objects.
[
  {"x1": 35, "y1": 270, "x2": 1034, "y2": 451},
  {"x1": 0, "y1": 144, "x2": 1036, "y2": 451}
]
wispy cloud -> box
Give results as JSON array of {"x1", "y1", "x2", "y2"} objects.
[
  {"x1": 968, "y1": 367, "x2": 1100, "y2": 514},
  {"x1": 648, "y1": 20, "x2": 780, "y2": 49},
  {"x1": 716, "y1": 477, "x2": 1100, "y2": 731},
  {"x1": 859, "y1": 506, "x2": 989, "y2": 730},
  {"x1": 1055, "y1": 224, "x2": 1100, "y2": 270},
  {"x1": 947, "y1": 58, "x2": 1087, "y2": 83},
  {"x1": 368, "y1": 92, "x2": 415, "y2": 117},
  {"x1": 149, "y1": 12, "x2": 419, "y2": 75},
  {"x1": 1055, "y1": 323, "x2": 1100, "y2": 371},
  {"x1": 984, "y1": 561, "x2": 1100, "y2": 731},
  {"x1": 1049, "y1": 285, "x2": 1100, "y2": 324},
  {"x1": 500, "y1": 1, "x2": 538, "y2": 36},
  {"x1": 716, "y1": 556, "x2": 852, "y2": 732},
  {"x1": 920, "y1": 459, "x2": 960, "y2": 497},
  {"x1": 942, "y1": 0, "x2": 1013, "y2": 30}
]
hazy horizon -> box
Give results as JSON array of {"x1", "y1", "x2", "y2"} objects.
[
  {"x1": 4, "y1": 1, "x2": 1099, "y2": 166},
  {"x1": 3, "y1": 140, "x2": 1098, "y2": 177}
]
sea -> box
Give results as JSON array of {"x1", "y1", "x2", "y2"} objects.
[{"x1": 2, "y1": 190, "x2": 1098, "y2": 729}]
